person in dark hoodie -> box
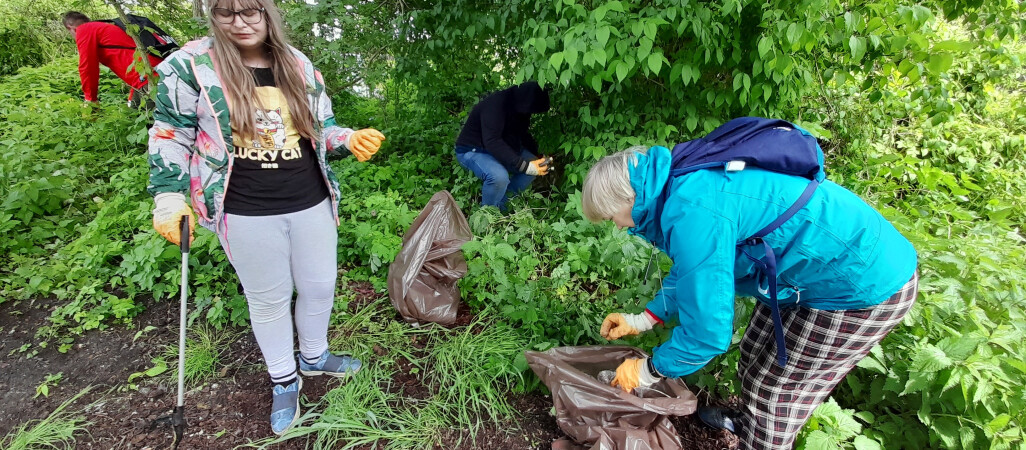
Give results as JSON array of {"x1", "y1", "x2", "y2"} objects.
[{"x1": 454, "y1": 81, "x2": 552, "y2": 210}]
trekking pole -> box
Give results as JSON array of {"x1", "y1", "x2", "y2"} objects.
[
  {"x1": 172, "y1": 216, "x2": 189, "y2": 447},
  {"x1": 152, "y1": 217, "x2": 189, "y2": 448}
]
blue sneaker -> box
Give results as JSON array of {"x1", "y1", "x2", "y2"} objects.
[
  {"x1": 298, "y1": 350, "x2": 362, "y2": 378},
  {"x1": 270, "y1": 377, "x2": 302, "y2": 435}
]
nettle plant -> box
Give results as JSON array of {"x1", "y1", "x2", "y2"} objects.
[{"x1": 459, "y1": 197, "x2": 664, "y2": 347}]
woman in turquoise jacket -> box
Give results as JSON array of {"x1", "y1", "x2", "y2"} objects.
[{"x1": 581, "y1": 143, "x2": 918, "y2": 449}]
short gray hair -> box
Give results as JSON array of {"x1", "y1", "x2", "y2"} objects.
[{"x1": 581, "y1": 146, "x2": 648, "y2": 222}]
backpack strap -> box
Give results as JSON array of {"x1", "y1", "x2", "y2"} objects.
[
  {"x1": 737, "y1": 179, "x2": 820, "y2": 367},
  {"x1": 99, "y1": 45, "x2": 137, "y2": 51},
  {"x1": 651, "y1": 161, "x2": 734, "y2": 247}
]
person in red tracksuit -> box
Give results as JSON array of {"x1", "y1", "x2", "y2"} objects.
[{"x1": 62, "y1": 11, "x2": 164, "y2": 104}]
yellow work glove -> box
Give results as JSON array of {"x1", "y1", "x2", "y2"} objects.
[
  {"x1": 347, "y1": 128, "x2": 386, "y2": 162},
  {"x1": 611, "y1": 357, "x2": 661, "y2": 393},
  {"x1": 152, "y1": 193, "x2": 196, "y2": 246},
  {"x1": 525, "y1": 156, "x2": 552, "y2": 176},
  {"x1": 600, "y1": 312, "x2": 657, "y2": 340}
]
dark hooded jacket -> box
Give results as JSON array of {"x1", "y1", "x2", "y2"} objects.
[{"x1": 455, "y1": 81, "x2": 551, "y2": 172}]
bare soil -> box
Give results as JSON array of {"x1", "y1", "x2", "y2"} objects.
[{"x1": 0, "y1": 285, "x2": 736, "y2": 449}]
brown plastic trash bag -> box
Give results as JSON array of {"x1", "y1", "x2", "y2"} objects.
[
  {"x1": 526, "y1": 346, "x2": 699, "y2": 450},
  {"x1": 387, "y1": 190, "x2": 472, "y2": 326}
]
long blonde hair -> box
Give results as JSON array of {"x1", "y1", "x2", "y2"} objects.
[{"x1": 208, "y1": 0, "x2": 315, "y2": 141}]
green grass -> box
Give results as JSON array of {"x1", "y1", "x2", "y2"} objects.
[
  {"x1": 250, "y1": 295, "x2": 529, "y2": 448},
  {"x1": 427, "y1": 317, "x2": 526, "y2": 432},
  {"x1": 0, "y1": 387, "x2": 91, "y2": 450},
  {"x1": 161, "y1": 325, "x2": 239, "y2": 388},
  {"x1": 250, "y1": 364, "x2": 445, "y2": 449}
]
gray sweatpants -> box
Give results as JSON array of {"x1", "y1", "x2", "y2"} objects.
[{"x1": 218, "y1": 199, "x2": 337, "y2": 382}]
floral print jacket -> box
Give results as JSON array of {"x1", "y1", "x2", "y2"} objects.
[{"x1": 147, "y1": 38, "x2": 354, "y2": 234}]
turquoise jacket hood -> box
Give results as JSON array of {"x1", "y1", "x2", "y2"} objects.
[
  {"x1": 625, "y1": 146, "x2": 917, "y2": 378},
  {"x1": 628, "y1": 147, "x2": 673, "y2": 251}
]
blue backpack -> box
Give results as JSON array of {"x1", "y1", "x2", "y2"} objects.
[{"x1": 655, "y1": 117, "x2": 826, "y2": 367}]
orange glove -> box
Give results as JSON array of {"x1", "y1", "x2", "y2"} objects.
[
  {"x1": 348, "y1": 128, "x2": 385, "y2": 162},
  {"x1": 525, "y1": 157, "x2": 552, "y2": 176},
  {"x1": 600, "y1": 312, "x2": 657, "y2": 340},
  {"x1": 152, "y1": 193, "x2": 195, "y2": 246},
  {"x1": 611, "y1": 357, "x2": 661, "y2": 393}
]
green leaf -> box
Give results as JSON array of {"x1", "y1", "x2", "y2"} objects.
[
  {"x1": 897, "y1": 59, "x2": 915, "y2": 75},
  {"x1": 565, "y1": 47, "x2": 579, "y2": 67},
  {"x1": 682, "y1": 64, "x2": 697, "y2": 85},
  {"x1": 549, "y1": 52, "x2": 564, "y2": 70},
  {"x1": 933, "y1": 39, "x2": 972, "y2": 52},
  {"x1": 911, "y1": 344, "x2": 953, "y2": 373},
  {"x1": 937, "y1": 336, "x2": 983, "y2": 361},
  {"x1": 638, "y1": 37, "x2": 653, "y2": 61},
  {"x1": 854, "y1": 411, "x2": 875, "y2": 424},
  {"x1": 631, "y1": 20, "x2": 643, "y2": 37},
  {"x1": 803, "y1": 430, "x2": 839, "y2": 450},
  {"x1": 814, "y1": 398, "x2": 841, "y2": 416},
  {"x1": 494, "y1": 243, "x2": 517, "y2": 260},
  {"x1": 647, "y1": 53, "x2": 663, "y2": 74},
  {"x1": 686, "y1": 116, "x2": 698, "y2": 132},
  {"x1": 935, "y1": 418, "x2": 961, "y2": 448},
  {"x1": 786, "y1": 23, "x2": 800, "y2": 44},
  {"x1": 853, "y1": 435, "x2": 882, "y2": 450},
  {"x1": 972, "y1": 377, "x2": 992, "y2": 404},
  {"x1": 758, "y1": 36, "x2": 772, "y2": 59},
  {"x1": 927, "y1": 53, "x2": 953, "y2": 74},
  {"x1": 145, "y1": 360, "x2": 168, "y2": 377},
  {"x1": 533, "y1": 37, "x2": 549, "y2": 54},
  {"x1": 960, "y1": 427, "x2": 976, "y2": 450},
  {"x1": 644, "y1": 21, "x2": 658, "y2": 40},
  {"x1": 902, "y1": 370, "x2": 935, "y2": 394},
  {"x1": 989, "y1": 414, "x2": 1012, "y2": 433},
  {"x1": 909, "y1": 33, "x2": 929, "y2": 50},
  {"x1": 665, "y1": 6, "x2": 677, "y2": 21},
  {"x1": 868, "y1": 34, "x2": 882, "y2": 49},
  {"x1": 849, "y1": 35, "x2": 867, "y2": 61},
  {"x1": 615, "y1": 61, "x2": 628, "y2": 82},
  {"x1": 597, "y1": 26, "x2": 611, "y2": 47},
  {"x1": 662, "y1": 124, "x2": 678, "y2": 139},
  {"x1": 593, "y1": 48, "x2": 607, "y2": 66}
]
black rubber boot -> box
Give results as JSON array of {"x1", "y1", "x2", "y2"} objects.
[{"x1": 697, "y1": 406, "x2": 743, "y2": 434}]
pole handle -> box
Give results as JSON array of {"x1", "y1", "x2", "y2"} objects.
[{"x1": 179, "y1": 216, "x2": 190, "y2": 253}]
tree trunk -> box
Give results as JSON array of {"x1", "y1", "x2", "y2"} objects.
[{"x1": 193, "y1": 0, "x2": 205, "y2": 19}]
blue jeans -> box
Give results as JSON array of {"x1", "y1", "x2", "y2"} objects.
[{"x1": 455, "y1": 147, "x2": 536, "y2": 210}]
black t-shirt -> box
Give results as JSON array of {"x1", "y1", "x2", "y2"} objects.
[{"x1": 223, "y1": 67, "x2": 329, "y2": 216}]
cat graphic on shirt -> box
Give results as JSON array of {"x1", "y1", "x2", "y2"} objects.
[{"x1": 254, "y1": 108, "x2": 286, "y2": 149}]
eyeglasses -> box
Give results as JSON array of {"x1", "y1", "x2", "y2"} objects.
[{"x1": 211, "y1": 7, "x2": 265, "y2": 25}]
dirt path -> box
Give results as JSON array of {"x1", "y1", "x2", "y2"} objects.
[{"x1": 0, "y1": 290, "x2": 736, "y2": 449}]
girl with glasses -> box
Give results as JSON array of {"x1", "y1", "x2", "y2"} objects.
[{"x1": 147, "y1": 0, "x2": 385, "y2": 435}]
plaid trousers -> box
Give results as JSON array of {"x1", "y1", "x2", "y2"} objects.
[{"x1": 735, "y1": 272, "x2": 919, "y2": 449}]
